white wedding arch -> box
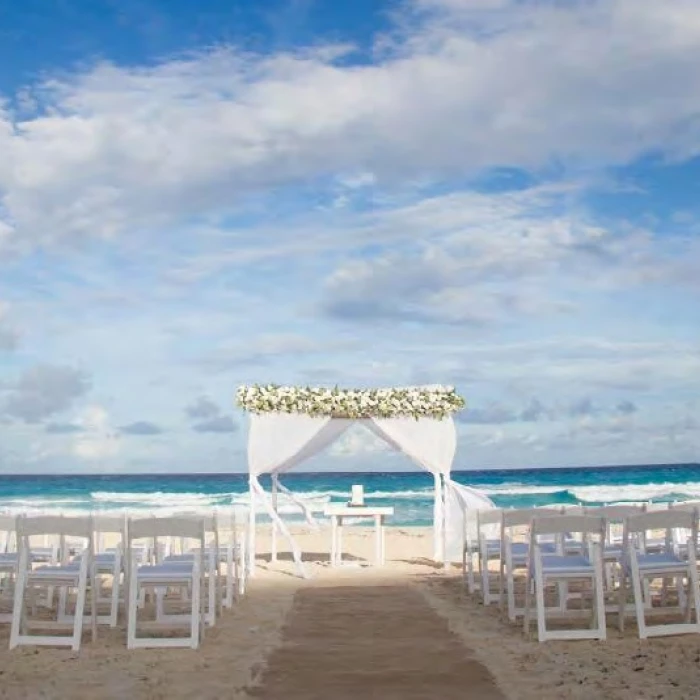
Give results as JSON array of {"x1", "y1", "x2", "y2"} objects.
[{"x1": 237, "y1": 385, "x2": 494, "y2": 577}]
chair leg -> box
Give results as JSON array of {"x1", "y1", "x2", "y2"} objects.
[
  {"x1": 58, "y1": 585, "x2": 68, "y2": 623},
  {"x1": 467, "y1": 551, "x2": 475, "y2": 595},
  {"x1": 226, "y1": 547, "x2": 234, "y2": 608},
  {"x1": 156, "y1": 588, "x2": 166, "y2": 621},
  {"x1": 127, "y1": 572, "x2": 138, "y2": 649},
  {"x1": 480, "y1": 552, "x2": 489, "y2": 604},
  {"x1": 207, "y1": 569, "x2": 215, "y2": 626},
  {"x1": 618, "y1": 569, "x2": 627, "y2": 633},
  {"x1": 523, "y1": 573, "x2": 532, "y2": 638},
  {"x1": 535, "y1": 570, "x2": 547, "y2": 642},
  {"x1": 238, "y1": 540, "x2": 247, "y2": 596},
  {"x1": 593, "y1": 557, "x2": 607, "y2": 640},
  {"x1": 73, "y1": 574, "x2": 88, "y2": 651},
  {"x1": 507, "y1": 567, "x2": 516, "y2": 622},
  {"x1": 630, "y1": 559, "x2": 647, "y2": 639},
  {"x1": 90, "y1": 576, "x2": 98, "y2": 643},
  {"x1": 687, "y1": 557, "x2": 700, "y2": 630},
  {"x1": 190, "y1": 577, "x2": 200, "y2": 650},
  {"x1": 110, "y1": 570, "x2": 120, "y2": 627},
  {"x1": 9, "y1": 563, "x2": 27, "y2": 649},
  {"x1": 461, "y1": 546, "x2": 467, "y2": 590}
]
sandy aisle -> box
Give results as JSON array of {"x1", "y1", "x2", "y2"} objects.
[{"x1": 248, "y1": 582, "x2": 504, "y2": 699}]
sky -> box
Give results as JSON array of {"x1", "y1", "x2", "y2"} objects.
[{"x1": 1, "y1": 0, "x2": 700, "y2": 474}]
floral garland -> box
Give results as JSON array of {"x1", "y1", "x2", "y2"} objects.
[{"x1": 236, "y1": 384, "x2": 465, "y2": 419}]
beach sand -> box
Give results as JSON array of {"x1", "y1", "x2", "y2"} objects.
[{"x1": 0, "y1": 526, "x2": 699, "y2": 699}]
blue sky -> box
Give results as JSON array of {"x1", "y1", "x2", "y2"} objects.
[{"x1": 1, "y1": 0, "x2": 700, "y2": 473}]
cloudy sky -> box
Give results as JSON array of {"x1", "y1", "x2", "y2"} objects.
[{"x1": 1, "y1": 0, "x2": 699, "y2": 474}]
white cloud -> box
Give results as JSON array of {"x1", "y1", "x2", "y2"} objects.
[
  {"x1": 0, "y1": 301, "x2": 18, "y2": 351},
  {"x1": 72, "y1": 405, "x2": 120, "y2": 460},
  {"x1": 319, "y1": 185, "x2": 700, "y2": 326},
  {"x1": 2, "y1": 1, "x2": 700, "y2": 248},
  {"x1": 2, "y1": 364, "x2": 90, "y2": 423}
]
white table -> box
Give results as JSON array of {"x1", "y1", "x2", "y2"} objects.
[{"x1": 323, "y1": 505, "x2": 395, "y2": 567}]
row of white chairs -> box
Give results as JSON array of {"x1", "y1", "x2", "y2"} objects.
[
  {"x1": 462, "y1": 502, "x2": 700, "y2": 642},
  {"x1": 0, "y1": 509, "x2": 248, "y2": 651}
]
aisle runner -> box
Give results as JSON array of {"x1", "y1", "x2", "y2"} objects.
[{"x1": 249, "y1": 584, "x2": 505, "y2": 700}]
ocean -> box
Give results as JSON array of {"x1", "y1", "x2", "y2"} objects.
[{"x1": 0, "y1": 463, "x2": 699, "y2": 526}]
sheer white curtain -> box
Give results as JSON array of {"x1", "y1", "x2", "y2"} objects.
[
  {"x1": 247, "y1": 413, "x2": 352, "y2": 575},
  {"x1": 444, "y1": 479, "x2": 496, "y2": 561},
  {"x1": 366, "y1": 417, "x2": 456, "y2": 560}
]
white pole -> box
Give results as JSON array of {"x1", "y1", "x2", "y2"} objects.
[
  {"x1": 441, "y1": 474, "x2": 447, "y2": 568},
  {"x1": 271, "y1": 474, "x2": 279, "y2": 563},
  {"x1": 433, "y1": 472, "x2": 443, "y2": 562},
  {"x1": 248, "y1": 477, "x2": 257, "y2": 577}
]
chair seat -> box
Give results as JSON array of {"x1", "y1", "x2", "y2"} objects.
[
  {"x1": 94, "y1": 553, "x2": 119, "y2": 573},
  {"x1": 603, "y1": 545, "x2": 623, "y2": 559},
  {"x1": 482, "y1": 539, "x2": 501, "y2": 556},
  {"x1": 509, "y1": 541, "x2": 557, "y2": 565},
  {"x1": 636, "y1": 553, "x2": 687, "y2": 571},
  {"x1": 28, "y1": 565, "x2": 82, "y2": 583},
  {"x1": 30, "y1": 548, "x2": 56, "y2": 562},
  {"x1": 642, "y1": 538, "x2": 667, "y2": 553},
  {"x1": 136, "y1": 564, "x2": 195, "y2": 583},
  {"x1": 162, "y1": 555, "x2": 199, "y2": 569},
  {"x1": 0, "y1": 552, "x2": 18, "y2": 567},
  {"x1": 541, "y1": 555, "x2": 594, "y2": 575}
]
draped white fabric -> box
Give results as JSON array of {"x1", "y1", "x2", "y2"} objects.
[
  {"x1": 367, "y1": 417, "x2": 455, "y2": 475},
  {"x1": 366, "y1": 417, "x2": 456, "y2": 559},
  {"x1": 246, "y1": 411, "x2": 487, "y2": 574},
  {"x1": 443, "y1": 479, "x2": 496, "y2": 561},
  {"x1": 248, "y1": 412, "x2": 350, "y2": 476}
]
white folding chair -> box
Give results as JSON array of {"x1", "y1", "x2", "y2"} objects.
[
  {"x1": 587, "y1": 505, "x2": 643, "y2": 595},
  {"x1": 669, "y1": 501, "x2": 700, "y2": 559},
  {"x1": 10, "y1": 516, "x2": 96, "y2": 650},
  {"x1": 0, "y1": 515, "x2": 18, "y2": 622},
  {"x1": 461, "y1": 509, "x2": 480, "y2": 594},
  {"x1": 127, "y1": 516, "x2": 205, "y2": 649},
  {"x1": 619, "y1": 509, "x2": 700, "y2": 639},
  {"x1": 476, "y1": 509, "x2": 503, "y2": 605},
  {"x1": 501, "y1": 508, "x2": 560, "y2": 622},
  {"x1": 161, "y1": 512, "x2": 219, "y2": 627},
  {"x1": 88, "y1": 514, "x2": 126, "y2": 627},
  {"x1": 215, "y1": 507, "x2": 247, "y2": 607},
  {"x1": 524, "y1": 514, "x2": 607, "y2": 642}
]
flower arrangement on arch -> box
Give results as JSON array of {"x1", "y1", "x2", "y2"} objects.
[{"x1": 236, "y1": 384, "x2": 465, "y2": 419}]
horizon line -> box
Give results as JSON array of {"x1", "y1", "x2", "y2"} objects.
[{"x1": 0, "y1": 461, "x2": 697, "y2": 478}]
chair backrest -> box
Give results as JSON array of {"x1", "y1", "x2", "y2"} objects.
[
  {"x1": 17, "y1": 515, "x2": 93, "y2": 540},
  {"x1": 531, "y1": 514, "x2": 605, "y2": 538},
  {"x1": 214, "y1": 506, "x2": 246, "y2": 549},
  {"x1": 477, "y1": 508, "x2": 502, "y2": 527},
  {"x1": 477, "y1": 508, "x2": 502, "y2": 540},
  {"x1": 643, "y1": 502, "x2": 670, "y2": 512},
  {"x1": 625, "y1": 509, "x2": 697, "y2": 535},
  {"x1": 128, "y1": 516, "x2": 206, "y2": 541},
  {"x1": 0, "y1": 514, "x2": 17, "y2": 552},
  {"x1": 560, "y1": 504, "x2": 585, "y2": 515},
  {"x1": 93, "y1": 514, "x2": 127, "y2": 534},
  {"x1": 588, "y1": 504, "x2": 643, "y2": 520},
  {"x1": 624, "y1": 509, "x2": 697, "y2": 556},
  {"x1": 169, "y1": 511, "x2": 216, "y2": 532},
  {"x1": 501, "y1": 507, "x2": 560, "y2": 529},
  {"x1": 0, "y1": 514, "x2": 16, "y2": 531},
  {"x1": 671, "y1": 500, "x2": 700, "y2": 513}
]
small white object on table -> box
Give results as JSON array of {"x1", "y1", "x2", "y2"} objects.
[{"x1": 323, "y1": 504, "x2": 394, "y2": 567}]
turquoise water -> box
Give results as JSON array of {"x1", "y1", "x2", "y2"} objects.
[{"x1": 0, "y1": 463, "x2": 698, "y2": 526}]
